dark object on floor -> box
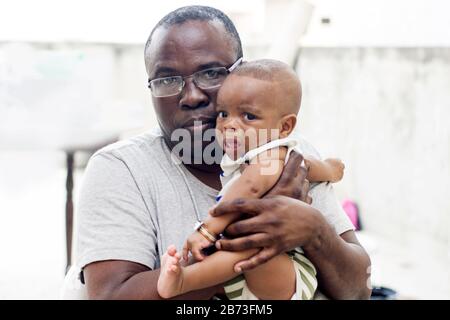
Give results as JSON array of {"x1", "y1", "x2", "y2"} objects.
[{"x1": 370, "y1": 286, "x2": 398, "y2": 300}]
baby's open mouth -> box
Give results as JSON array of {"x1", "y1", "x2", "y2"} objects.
[{"x1": 223, "y1": 136, "x2": 242, "y2": 152}]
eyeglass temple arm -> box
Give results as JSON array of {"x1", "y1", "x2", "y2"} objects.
[{"x1": 228, "y1": 57, "x2": 243, "y2": 72}]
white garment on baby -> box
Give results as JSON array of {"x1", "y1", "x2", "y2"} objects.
[{"x1": 218, "y1": 136, "x2": 302, "y2": 199}]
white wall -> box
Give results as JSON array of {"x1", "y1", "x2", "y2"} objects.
[
  {"x1": 1, "y1": 43, "x2": 449, "y2": 298},
  {"x1": 0, "y1": 43, "x2": 152, "y2": 149},
  {"x1": 297, "y1": 47, "x2": 450, "y2": 253}
]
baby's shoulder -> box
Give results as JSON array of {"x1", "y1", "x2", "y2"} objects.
[{"x1": 290, "y1": 132, "x2": 322, "y2": 159}]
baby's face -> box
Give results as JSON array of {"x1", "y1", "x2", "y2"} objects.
[{"x1": 216, "y1": 75, "x2": 285, "y2": 159}]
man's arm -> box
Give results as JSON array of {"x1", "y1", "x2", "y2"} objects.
[
  {"x1": 211, "y1": 196, "x2": 371, "y2": 300},
  {"x1": 84, "y1": 260, "x2": 223, "y2": 300},
  {"x1": 210, "y1": 153, "x2": 372, "y2": 300},
  {"x1": 303, "y1": 227, "x2": 371, "y2": 300},
  {"x1": 77, "y1": 152, "x2": 224, "y2": 300}
]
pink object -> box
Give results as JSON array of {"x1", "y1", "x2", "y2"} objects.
[{"x1": 342, "y1": 199, "x2": 360, "y2": 230}]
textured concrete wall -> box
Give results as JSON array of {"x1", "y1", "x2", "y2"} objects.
[
  {"x1": 109, "y1": 45, "x2": 450, "y2": 255},
  {"x1": 296, "y1": 48, "x2": 450, "y2": 254},
  {"x1": 3, "y1": 44, "x2": 447, "y2": 249},
  {"x1": 2, "y1": 44, "x2": 448, "y2": 286}
]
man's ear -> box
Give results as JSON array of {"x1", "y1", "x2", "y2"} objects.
[{"x1": 279, "y1": 114, "x2": 297, "y2": 138}]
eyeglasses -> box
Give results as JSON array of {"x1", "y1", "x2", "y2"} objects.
[{"x1": 148, "y1": 57, "x2": 243, "y2": 98}]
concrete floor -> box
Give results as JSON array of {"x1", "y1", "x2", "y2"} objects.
[{"x1": 358, "y1": 230, "x2": 449, "y2": 299}]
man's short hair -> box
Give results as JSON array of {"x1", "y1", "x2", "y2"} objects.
[{"x1": 144, "y1": 5, "x2": 243, "y2": 59}]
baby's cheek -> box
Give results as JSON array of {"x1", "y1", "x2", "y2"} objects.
[
  {"x1": 215, "y1": 129, "x2": 224, "y2": 145},
  {"x1": 244, "y1": 132, "x2": 262, "y2": 151}
]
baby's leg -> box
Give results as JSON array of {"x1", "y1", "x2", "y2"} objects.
[
  {"x1": 157, "y1": 244, "x2": 259, "y2": 298},
  {"x1": 157, "y1": 245, "x2": 184, "y2": 298},
  {"x1": 305, "y1": 156, "x2": 345, "y2": 183},
  {"x1": 243, "y1": 254, "x2": 296, "y2": 300},
  {"x1": 157, "y1": 244, "x2": 298, "y2": 300}
]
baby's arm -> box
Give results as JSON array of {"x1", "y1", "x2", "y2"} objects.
[
  {"x1": 207, "y1": 147, "x2": 287, "y2": 234},
  {"x1": 183, "y1": 147, "x2": 287, "y2": 261},
  {"x1": 304, "y1": 156, "x2": 345, "y2": 183}
]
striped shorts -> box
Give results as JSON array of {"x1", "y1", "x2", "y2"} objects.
[{"x1": 223, "y1": 247, "x2": 318, "y2": 300}]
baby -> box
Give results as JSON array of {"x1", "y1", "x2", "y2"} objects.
[{"x1": 157, "y1": 59, "x2": 344, "y2": 300}]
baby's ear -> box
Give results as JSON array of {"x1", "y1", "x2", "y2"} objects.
[{"x1": 279, "y1": 114, "x2": 297, "y2": 138}]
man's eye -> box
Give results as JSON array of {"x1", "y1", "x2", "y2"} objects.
[
  {"x1": 204, "y1": 69, "x2": 220, "y2": 79},
  {"x1": 217, "y1": 111, "x2": 228, "y2": 118},
  {"x1": 244, "y1": 113, "x2": 257, "y2": 120},
  {"x1": 160, "y1": 77, "x2": 178, "y2": 85}
]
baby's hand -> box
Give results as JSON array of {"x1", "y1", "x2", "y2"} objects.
[
  {"x1": 325, "y1": 158, "x2": 345, "y2": 182},
  {"x1": 182, "y1": 231, "x2": 213, "y2": 262}
]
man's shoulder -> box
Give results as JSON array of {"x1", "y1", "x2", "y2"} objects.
[
  {"x1": 92, "y1": 128, "x2": 165, "y2": 161},
  {"x1": 81, "y1": 128, "x2": 169, "y2": 203}
]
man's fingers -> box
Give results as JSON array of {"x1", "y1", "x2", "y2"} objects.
[
  {"x1": 224, "y1": 217, "x2": 264, "y2": 236},
  {"x1": 267, "y1": 151, "x2": 308, "y2": 198},
  {"x1": 299, "y1": 178, "x2": 310, "y2": 202},
  {"x1": 234, "y1": 247, "x2": 278, "y2": 272},
  {"x1": 283, "y1": 152, "x2": 305, "y2": 177},
  {"x1": 210, "y1": 198, "x2": 261, "y2": 217},
  {"x1": 216, "y1": 233, "x2": 270, "y2": 252}
]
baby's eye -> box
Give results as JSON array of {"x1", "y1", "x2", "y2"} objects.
[
  {"x1": 243, "y1": 113, "x2": 257, "y2": 121},
  {"x1": 217, "y1": 111, "x2": 228, "y2": 118}
]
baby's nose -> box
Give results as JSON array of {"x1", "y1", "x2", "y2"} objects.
[{"x1": 223, "y1": 118, "x2": 239, "y2": 131}]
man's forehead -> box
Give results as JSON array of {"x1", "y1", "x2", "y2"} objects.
[
  {"x1": 151, "y1": 19, "x2": 227, "y2": 44},
  {"x1": 145, "y1": 20, "x2": 236, "y2": 74}
]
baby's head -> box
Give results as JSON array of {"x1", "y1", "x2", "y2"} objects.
[{"x1": 216, "y1": 59, "x2": 301, "y2": 159}]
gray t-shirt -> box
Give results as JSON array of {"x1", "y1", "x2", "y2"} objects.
[{"x1": 72, "y1": 129, "x2": 354, "y2": 297}]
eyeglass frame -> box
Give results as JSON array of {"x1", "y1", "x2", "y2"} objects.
[{"x1": 147, "y1": 57, "x2": 243, "y2": 98}]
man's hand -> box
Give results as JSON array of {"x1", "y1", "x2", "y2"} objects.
[
  {"x1": 210, "y1": 151, "x2": 372, "y2": 299},
  {"x1": 209, "y1": 152, "x2": 317, "y2": 272},
  {"x1": 266, "y1": 152, "x2": 312, "y2": 204},
  {"x1": 210, "y1": 195, "x2": 325, "y2": 271}
]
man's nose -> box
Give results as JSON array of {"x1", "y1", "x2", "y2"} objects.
[{"x1": 179, "y1": 78, "x2": 209, "y2": 109}]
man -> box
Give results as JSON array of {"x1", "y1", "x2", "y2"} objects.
[{"x1": 76, "y1": 6, "x2": 371, "y2": 299}]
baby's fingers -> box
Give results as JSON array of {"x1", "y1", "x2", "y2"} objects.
[
  {"x1": 174, "y1": 251, "x2": 182, "y2": 261},
  {"x1": 192, "y1": 245, "x2": 205, "y2": 261},
  {"x1": 182, "y1": 242, "x2": 190, "y2": 261}
]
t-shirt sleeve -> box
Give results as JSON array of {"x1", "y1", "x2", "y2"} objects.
[
  {"x1": 293, "y1": 134, "x2": 354, "y2": 235},
  {"x1": 309, "y1": 182, "x2": 355, "y2": 235},
  {"x1": 75, "y1": 151, "x2": 158, "y2": 270}
]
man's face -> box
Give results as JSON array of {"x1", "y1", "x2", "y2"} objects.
[{"x1": 145, "y1": 20, "x2": 238, "y2": 151}]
